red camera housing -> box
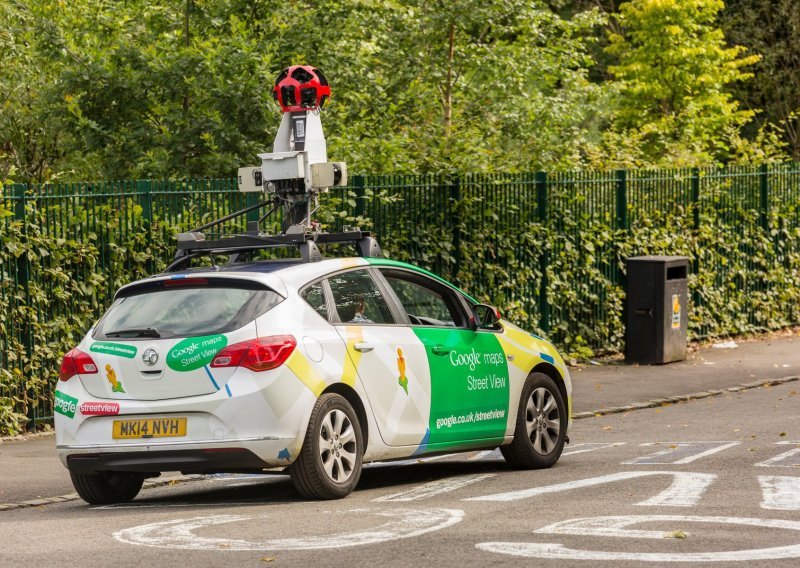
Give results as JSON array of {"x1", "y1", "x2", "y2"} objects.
[{"x1": 272, "y1": 65, "x2": 331, "y2": 113}]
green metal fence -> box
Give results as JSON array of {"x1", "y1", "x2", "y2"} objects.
[{"x1": 2, "y1": 165, "x2": 800, "y2": 429}]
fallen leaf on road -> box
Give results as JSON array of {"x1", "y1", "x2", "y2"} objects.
[
  {"x1": 669, "y1": 445, "x2": 678, "y2": 449},
  {"x1": 261, "y1": 557, "x2": 276, "y2": 563},
  {"x1": 602, "y1": 426, "x2": 613, "y2": 431},
  {"x1": 780, "y1": 432, "x2": 787, "y2": 437},
  {"x1": 664, "y1": 530, "x2": 687, "y2": 539}
]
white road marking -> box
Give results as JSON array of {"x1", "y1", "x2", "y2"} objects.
[
  {"x1": 635, "y1": 472, "x2": 716, "y2": 507},
  {"x1": 114, "y1": 508, "x2": 464, "y2": 551},
  {"x1": 563, "y1": 442, "x2": 626, "y2": 456},
  {"x1": 759, "y1": 476, "x2": 800, "y2": 510},
  {"x1": 477, "y1": 515, "x2": 800, "y2": 562},
  {"x1": 467, "y1": 471, "x2": 715, "y2": 507},
  {"x1": 94, "y1": 502, "x2": 259, "y2": 511},
  {"x1": 755, "y1": 441, "x2": 800, "y2": 468},
  {"x1": 373, "y1": 474, "x2": 496, "y2": 502},
  {"x1": 623, "y1": 441, "x2": 740, "y2": 465}
]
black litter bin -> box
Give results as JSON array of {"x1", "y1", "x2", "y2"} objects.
[{"x1": 625, "y1": 256, "x2": 689, "y2": 364}]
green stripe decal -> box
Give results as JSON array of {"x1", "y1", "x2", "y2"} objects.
[
  {"x1": 54, "y1": 391, "x2": 78, "y2": 419},
  {"x1": 167, "y1": 334, "x2": 228, "y2": 372},
  {"x1": 90, "y1": 342, "x2": 138, "y2": 359},
  {"x1": 413, "y1": 328, "x2": 510, "y2": 446}
]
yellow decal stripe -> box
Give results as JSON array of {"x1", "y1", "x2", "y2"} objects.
[
  {"x1": 341, "y1": 326, "x2": 363, "y2": 387},
  {"x1": 496, "y1": 335, "x2": 534, "y2": 374},
  {"x1": 502, "y1": 324, "x2": 543, "y2": 354},
  {"x1": 286, "y1": 351, "x2": 327, "y2": 397}
]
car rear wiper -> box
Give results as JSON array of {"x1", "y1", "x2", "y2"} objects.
[{"x1": 105, "y1": 327, "x2": 161, "y2": 338}]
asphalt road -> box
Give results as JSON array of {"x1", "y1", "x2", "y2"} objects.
[{"x1": 1, "y1": 381, "x2": 799, "y2": 567}]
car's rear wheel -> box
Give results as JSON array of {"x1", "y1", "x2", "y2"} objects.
[
  {"x1": 290, "y1": 393, "x2": 363, "y2": 499},
  {"x1": 70, "y1": 471, "x2": 145, "y2": 505},
  {"x1": 501, "y1": 372, "x2": 567, "y2": 469}
]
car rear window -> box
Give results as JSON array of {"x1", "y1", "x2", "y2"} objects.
[{"x1": 93, "y1": 278, "x2": 283, "y2": 340}]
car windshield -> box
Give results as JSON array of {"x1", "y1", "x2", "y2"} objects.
[{"x1": 93, "y1": 280, "x2": 282, "y2": 340}]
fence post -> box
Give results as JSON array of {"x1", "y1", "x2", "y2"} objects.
[
  {"x1": 535, "y1": 171, "x2": 550, "y2": 334},
  {"x1": 615, "y1": 169, "x2": 628, "y2": 231},
  {"x1": 691, "y1": 168, "x2": 701, "y2": 231},
  {"x1": 245, "y1": 189, "x2": 260, "y2": 233},
  {"x1": 690, "y1": 167, "x2": 702, "y2": 318},
  {"x1": 449, "y1": 174, "x2": 462, "y2": 283},
  {"x1": 137, "y1": 180, "x2": 154, "y2": 273},
  {"x1": 13, "y1": 184, "x2": 34, "y2": 431},
  {"x1": 353, "y1": 175, "x2": 365, "y2": 220},
  {"x1": 759, "y1": 163, "x2": 769, "y2": 231}
]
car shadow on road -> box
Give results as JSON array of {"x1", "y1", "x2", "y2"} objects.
[{"x1": 93, "y1": 457, "x2": 515, "y2": 510}]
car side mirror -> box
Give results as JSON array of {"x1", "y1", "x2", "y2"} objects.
[{"x1": 471, "y1": 304, "x2": 501, "y2": 330}]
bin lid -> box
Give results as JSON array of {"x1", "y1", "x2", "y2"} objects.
[
  {"x1": 627, "y1": 255, "x2": 689, "y2": 265},
  {"x1": 625, "y1": 254, "x2": 689, "y2": 267}
]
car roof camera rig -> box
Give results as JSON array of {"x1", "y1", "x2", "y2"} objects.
[
  {"x1": 238, "y1": 65, "x2": 344, "y2": 235},
  {"x1": 172, "y1": 66, "x2": 381, "y2": 270}
]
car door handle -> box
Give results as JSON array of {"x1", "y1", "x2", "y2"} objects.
[
  {"x1": 353, "y1": 342, "x2": 374, "y2": 353},
  {"x1": 431, "y1": 345, "x2": 451, "y2": 356}
]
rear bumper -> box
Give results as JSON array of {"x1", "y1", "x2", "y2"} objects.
[
  {"x1": 58, "y1": 434, "x2": 297, "y2": 473},
  {"x1": 65, "y1": 447, "x2": 271, "y2": 475}
]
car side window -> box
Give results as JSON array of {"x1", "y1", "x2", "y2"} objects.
[
  {"x1": 381, "y1": 269, "x2": 468, "y2": 328},
  {"x1": 300, "y1": 281, "x2": 328, "y2": 320},
  {"x1": 327, "y1": 270, "x2": 396, "y2": 325}
]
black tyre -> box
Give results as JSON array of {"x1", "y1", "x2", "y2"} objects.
[
  {"x1": 501, "y1": 372, "x2": 567, "y2": 469},
  {"x1": 70, "y1": 471, "x2": 145, "y2": 505},
  {"x1": 290, "y1": 393, "x2": 363, "y2": 499}
]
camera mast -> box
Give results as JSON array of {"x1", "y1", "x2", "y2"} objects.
[{"x1": 170, "y1": 66, "x2": 381, "y2": 271}]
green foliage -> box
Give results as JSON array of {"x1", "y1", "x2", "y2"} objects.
[
  {"x1": 603, "y1": 0, "x2": 760, "y2": 166},
  {"x1": 721, "y1": 0, "x2": 800, "y2": 161},
  {"x1": 3, "y1": 167, "x2": 800, "y2": 433}
]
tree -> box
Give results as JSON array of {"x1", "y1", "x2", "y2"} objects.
[
  {"x1": 246, "y1": 0, "x2": 612, "y2": 173},
  {"x1": 1, "y1": 0, "x2": 280, "y2": 182},
  {"x1": 603, "y1": 0, "x2": 759, "y2": 166},
  {"x1": 721, "y1": 0, "x2": 800, "y2": 161}
]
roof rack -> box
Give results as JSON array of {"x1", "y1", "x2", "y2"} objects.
[{"x1": 167, "y1": 199, "x2": 382, "y2": 272}]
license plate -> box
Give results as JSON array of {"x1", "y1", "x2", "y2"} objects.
[{"x1": 112, "y1": 418, "x2": 187, "y2": 439}]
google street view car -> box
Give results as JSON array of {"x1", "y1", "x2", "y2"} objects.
[{"x1": 54, "y1": 67, "x2": 572, "y2": 503}]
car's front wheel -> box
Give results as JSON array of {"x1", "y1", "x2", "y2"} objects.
[
  {"x1": 501, "y1": 372, "x2": 567, "y2": 469},
  {"x1": 70, "y1": 471, "x2": 145, "y2": 505},
  {"x1": 290, "y1": 393, "x2": 363, "y2": 499}
]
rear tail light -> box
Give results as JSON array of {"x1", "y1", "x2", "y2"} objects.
[
  {"x1": 211, "y1": 335, "x2": 296, "y2": 372},
  {"x1": 59, "y1": 348, "x2": 99, "y2": 382}
]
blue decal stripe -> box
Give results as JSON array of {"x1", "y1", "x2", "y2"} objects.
[
  {"x1": 539, "y1": 352, "x2": 555, "y2": 364},
  {"x1": 224, "y1": 384, "x2": 232, "y2": 398},
  {"x1": 204, "y1": 365, "x2": 220, "y2": 391},
  {"x1": 412, "y1": 428, "x2": 431, "y2": 456}
]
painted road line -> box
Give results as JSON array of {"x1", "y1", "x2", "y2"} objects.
[
  {"x1": 563, "y1": 442, "x2": 626, "y2": 456},
  {"x1": 759, "y1": 476, "x2": 800, "y2": 510},
  {"x1": 114, "y1": 508, "x2": 464, "y2": 551},
  {"x1": 635, "y1": 472, "x2": 716, "y2": 507},
  {"x1": 94, "y1": 502, "x2": 262, "y2": 511},
  {"x1": 467, "y1": 471, "x2": 715, "y2": 506},
  {"x1": 755, "y1": 441, "x2": 800, "y2": 468},
  {"x1": 622, "y1": 441, "x2": 740, "y2": 465},
  {"x1": 477, "y1": 516, "x2": 800, "y2": 562},
  {"x1": 374, "y1": 474, "x2": 496, "y2": 502}
]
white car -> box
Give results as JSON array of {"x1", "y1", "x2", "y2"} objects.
[{"x1": 55, "y1": 256, "x2": 572, "y2": 503}]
